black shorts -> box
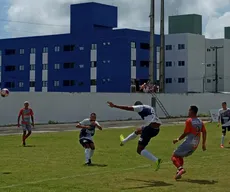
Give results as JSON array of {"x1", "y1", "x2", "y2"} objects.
[
  {"x1": 79, "y1": 138, "x2": 94, "y2": 147},
  {"x1": 138, "y1": 125, "x2": 160, "y2": 147},
  {"x1": 222, "y1": 126, "x2": 230, "y2": 134}
]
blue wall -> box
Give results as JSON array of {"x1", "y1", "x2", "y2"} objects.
[{"x1": 0, "y1": 2, "x2": 160, "y2": 93}]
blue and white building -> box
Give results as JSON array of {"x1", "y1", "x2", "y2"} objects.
[{"x1": 0, "y1": 2, "x2": 160, "y2": 93}]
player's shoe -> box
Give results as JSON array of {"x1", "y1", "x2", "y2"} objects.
[
  {"x1": 85, "y1": 159, "x2": 92, "y2": 166},
  {"x1": 175, "y1": 168, "x2": 186, "y2": 180},
  {"x1": 22, "y1": 141, "x2": 26, "y2": 147},
  {"x1": 155, "y1": 158, "x2": 163, "y2": 171},
  {"x1": 221, "y1": 144, "x2": 224, "y2": 148},
  {"x1": 120, "y1": 134, "x2": 125, "y2": 146}
]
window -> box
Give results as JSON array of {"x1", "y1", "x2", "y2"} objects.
[
  {"x1": 30, "y1": 48, "x2": 36, "y2": 54},
  {"x1": 165, "y1": 45, "x2": 172, "y2": 50},
  {"x1": 91, "y1": 79, "x2": 96, "y2": 86},
  {"x1": 178, "y1": 78, "x2": 185, "y2": 83},
  {"x1": 5, "y1": 82, "x2": 15, "y2": 88},
  {"x1": 79, "y1": 64, "x2": 84, "y2": 68},
  {"x1": 54, "y1": 63, "x2": 60, "y2": 69},
  {"x1": 30, "y1": 64, "x2": 35, "y2": 70},
  {"x1": 166, "y1": 78, "x2": 172, "y2": 84},
  {"x1": 91, "y1": 44, "x2": 97, "y2": 50},
  {"x1": 0, "y1": 50, "x2": 2, "y2": 56},
  {"x1": 43, "y1": 47, "x2": 48, "y2": 53},
  {"x1": 207, "y1": 48, "x2": 211, "y2": 52},
  {"x1": 140, "y1": 61, "x2": 149, "y2": 67},
  {"x1": 43, "y1": 64, "x2": 48, "y2": 70},
  {"x1": 55, "y1": 46, "x2": 60, "y2": 52},
  {"x1": 19, "y1": 82, "x2": 24, "y2": 88},
  {"x1": 30, "y1": 81, "x2": 35, "y2": 87},
  {"x1": 140, "y1": 43, "x2": 150, "y2": 50},
  {"x1": 5, "y1": 49, "x2": 16, "y2": 55},
  {"x1": 178, "y1": 44, "x2": 185, "y2": 50},
  {"x1": 131, "y1": 42, "x2": 136, "y2": 48},
  {"x1": 166, "y1": 61, "x2": 172, "y2": 67},
  {"x1": 91, "y1": 61, "x2": 97, "y2": 68},
  {"x1": 54, "y1": 80, "x2": 59, "y2": 87},
  {"x1": 42, "y1": 81, "x2": 48, "y2": 87},
  {"x1": 131, "y1": 60, "x2": 136, "y2": 67},
  {"x1": 79, "y1": 47, "x2": 84, "y2": 50},
  {"x1": 178, "y1": 61, "x2": 185, "y2": 66},
  {"x1": 5, "y1": 65, "x2": 16, "y2": 71},
  {"x1": 63, "y1": 80, "x2": 75, "y2": 86},
  {"x1": 207, "y1": 64, "x2": 211, "y2": 67},
  {"x1": 19, "y1": 65, "x2": 24, "y2": 71},
  {"x1": 19, "y1": 49, "x2": 24, "y2": 54},
  {"x1": 78, "y1": 82, "x2": 84, "y2": 86},
  {"x1": 63, "y1": 45, "x2": 75, "y2": 52},
  {"x1": 207, "y1": 79, "x2": 211, "y2": 83},
  {"x1": 63, "y1": 62, "x2": 74, "y2": 69}
]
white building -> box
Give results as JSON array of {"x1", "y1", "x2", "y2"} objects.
[{"x1": 164, "y1": 14, "x2": 230, "y2": 93}]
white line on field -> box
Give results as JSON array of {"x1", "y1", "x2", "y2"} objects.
[{"x1": 0, "y1": 161, "x2": 171, "y2": 189}]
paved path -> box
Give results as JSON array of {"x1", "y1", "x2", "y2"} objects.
[{"x1": 0, "y1": 117, "x2": 211, "y2": 136}]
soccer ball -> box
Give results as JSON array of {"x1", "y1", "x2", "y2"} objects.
[{"x1": 1, "y1": 88, "x2": 9, "y2": 97}]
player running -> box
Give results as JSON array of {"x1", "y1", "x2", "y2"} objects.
[
  {"x1": 76, "y1": 113, "x2": 102, "y2": 165},
  {"x1": 17, "y1": 101, "x2": 34, "y2": 147},
  {"x1": 172, "y1": 105, "x2": 207, "y2": 180},
  {"x1": 107, "y1": 101, "x2": 162, "y2": 171},
  {"x1": 218, "y1": 102, "x2": 230, "y2": 148}
]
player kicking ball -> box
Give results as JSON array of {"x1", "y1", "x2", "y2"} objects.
[
  {"x1": 107, "y1": 101, "x2": 162, "y2": 171},
  {"x1": 172, "y1": 106, "x2": 207, "y2": 180},
  {"x1": 76, "y1": 113, "x2": 102, "y2": 165}
]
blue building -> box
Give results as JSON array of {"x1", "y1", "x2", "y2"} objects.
[{"x1": 0, "y1": 2, "x2": 160, "y2": 93}]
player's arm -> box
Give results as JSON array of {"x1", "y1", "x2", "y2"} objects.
[
  {"x1": 95, "y1": 121, "x2": 102, "y2": 130},
  {"x1": 30, "y1": 109, "x2": 34, "y2": 127},
  {"x1": 218, "y1": 109, "x2": 221, "y2": 127},
  {"x1": 17, "y1": 110, "x2": 22, "y2": 127},
  {"x1": 76, "y1": 119, "x2": 91, "y2": 129},
  {"x1": 173, "y1": 120, "x2": 190, "y2": 144},
  {"x1": 107, "y1": 101, "x2": 134, "y2": 111}
]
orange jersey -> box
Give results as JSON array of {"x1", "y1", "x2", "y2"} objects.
[{"x1": 19, "y1": 108, "x2": 34, "y2": 125}]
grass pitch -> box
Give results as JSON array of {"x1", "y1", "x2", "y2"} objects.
[{"x1": 0, "y1": 123, "x2": 230, "y2": 192}]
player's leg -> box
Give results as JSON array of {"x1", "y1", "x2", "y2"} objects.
[
  {"x1": 221, "y1": 127, "x2": 226, "y2": 148},
  {"x1": 137, "y1": 126, "x2": 162, "y2": 171},
  {"x1": 120, "y1": 127, "x2": 142, "y2": 146},
  {"x1": 79, "y1": 138, "x2": 91, "y2": 165},
  {"x1": 24, "y1": 125, "x2": 32, "y2": 141},
  {"x1": 22, "y1": 125, "x2": 27, "y2": 146},
  {"x1": 88, "y1": 142, "x2": 95, "y2": 164}
]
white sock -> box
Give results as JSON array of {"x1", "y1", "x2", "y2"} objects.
[
  {"x1": 85, "y1": 148, "x2": 90, "y2": 163},
  {"x1": 89, "y1": 149, "x2": 94, "y2": 159},
  {"x1": 140, "y1": 149, "x2": 158, "y2": 162},
  {"x1": 122, "y1": 132, "x2": 138, "y2": 144},
  {"x1": 221, "y1": 135, "x2": 225, "y2": 145}
]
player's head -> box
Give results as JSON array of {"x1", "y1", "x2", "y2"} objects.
[
  {"x1": 90, "y1": 113, "x2": 97, "y2": 121},
  {"x1": 24, "y1": 101, "x2": 29, "y2": 108},
  {"x1": 222, "y1": 102, "x2": 227, "y2": 109},
  {"x1": 189, "y1": 105, "x2": 198, "y2": 117},
  {"x1": 134, "y1": 101, "x2": 143, "y2": 106}
]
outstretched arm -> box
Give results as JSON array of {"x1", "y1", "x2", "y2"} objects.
[{"x1": 107, "y1": 102, "x2": 134, "y2": 111}]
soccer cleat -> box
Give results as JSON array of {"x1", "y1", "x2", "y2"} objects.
[
  {"x1": 175, "y1": 168, "x2": 186, "y2": 180},
  {"x1": 155, "y1": 158, "x2": 163, "y2": 171},
  {"x1": 120, "y1": 134, "x2": 125, "y2": 146},
  {"x1": 85, "y1": 160, "x2": 92, "y2": 166},
  {"x1": 22, "y1": 141, "x2": 26, "y2": 147},
  {"x1": 221, "y1": 144, "x2": 224, "y2": 148}
]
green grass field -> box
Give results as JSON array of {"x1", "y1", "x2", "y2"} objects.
[{"x1": 1, "y1": 123, "x2": 230, "y2": 192}]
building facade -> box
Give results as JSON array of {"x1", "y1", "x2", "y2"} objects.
[{"x1": 0, "y1": 2, "x2": 160, "y2": 93}]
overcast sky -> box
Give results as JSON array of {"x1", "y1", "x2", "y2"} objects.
[{"x1": 1, "y1": 0, "x2": 230, "y2": 39}]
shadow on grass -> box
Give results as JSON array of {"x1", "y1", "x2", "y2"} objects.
[
  {"x1": 2, "y1": 172, "x2": 12, "y2": 175},
  {"x1": 23, "y1": 145, "x2": 36, "y2": 147},
  {"x1": 177, "y1": 179, "x2": 218, "y2": 185},
  {"x1": 84, "y1": 164, "x2": 108, "y2": 167},
  {"x1": 124, "y1": 178, "x2": 173, "y2": 190}
]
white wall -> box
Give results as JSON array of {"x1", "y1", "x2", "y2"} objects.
[
  {"x1": 187, "y1": 34, "x2": 205, "y2": 92},
  {"x1": 1, "y1": 92, "x2": 230, "y2": 126}
]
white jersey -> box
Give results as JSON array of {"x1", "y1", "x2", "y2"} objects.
[
  {"x1": 79, "y1": 118, "x2": 100, "y2": 141},
  {"x1": 218, "y1": 108, "x2": 230, "y2": 126},
  {"x1": 132, "y1": 105, "x2": 162, "y2": 125}
]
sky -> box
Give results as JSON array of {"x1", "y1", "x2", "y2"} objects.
[{"x1": 1, "y1": 0, "x2": 230, "y2": 39}]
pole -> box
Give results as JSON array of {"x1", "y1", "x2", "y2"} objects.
[
  {"x1": 210, "y1": 46, "x2": 223, "y2": 93},
  {"x1": 149, "y1": 0, "x2": 155, "y2": 84},
  {"x1": 159, "y1": 0, "x2": 165, "y2": 92}
]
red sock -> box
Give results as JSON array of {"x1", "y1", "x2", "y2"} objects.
[{"x1": 171, "y1": 155, "x2": 183, "y2": 168}]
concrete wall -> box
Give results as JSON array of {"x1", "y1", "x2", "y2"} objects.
[{"x1": 1, "y1": 92, "x2": 230, "y2": 126}]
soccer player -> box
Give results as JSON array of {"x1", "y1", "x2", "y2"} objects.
[
  {"x1": 107, "y1": 101, "x2": 162, "y2": 171},
  {"x1": 17, "y1": 101, "x2": 34, "y2": 147},
  {"x1": 76, "y1": 113, "x2": 102, "y2": 165},
  {"x1": 217, "y1": 102, "x2": 230, "y2": 148},
  {"x1": 172, "y1": 105, "x2": 207, "y2": 180}
]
